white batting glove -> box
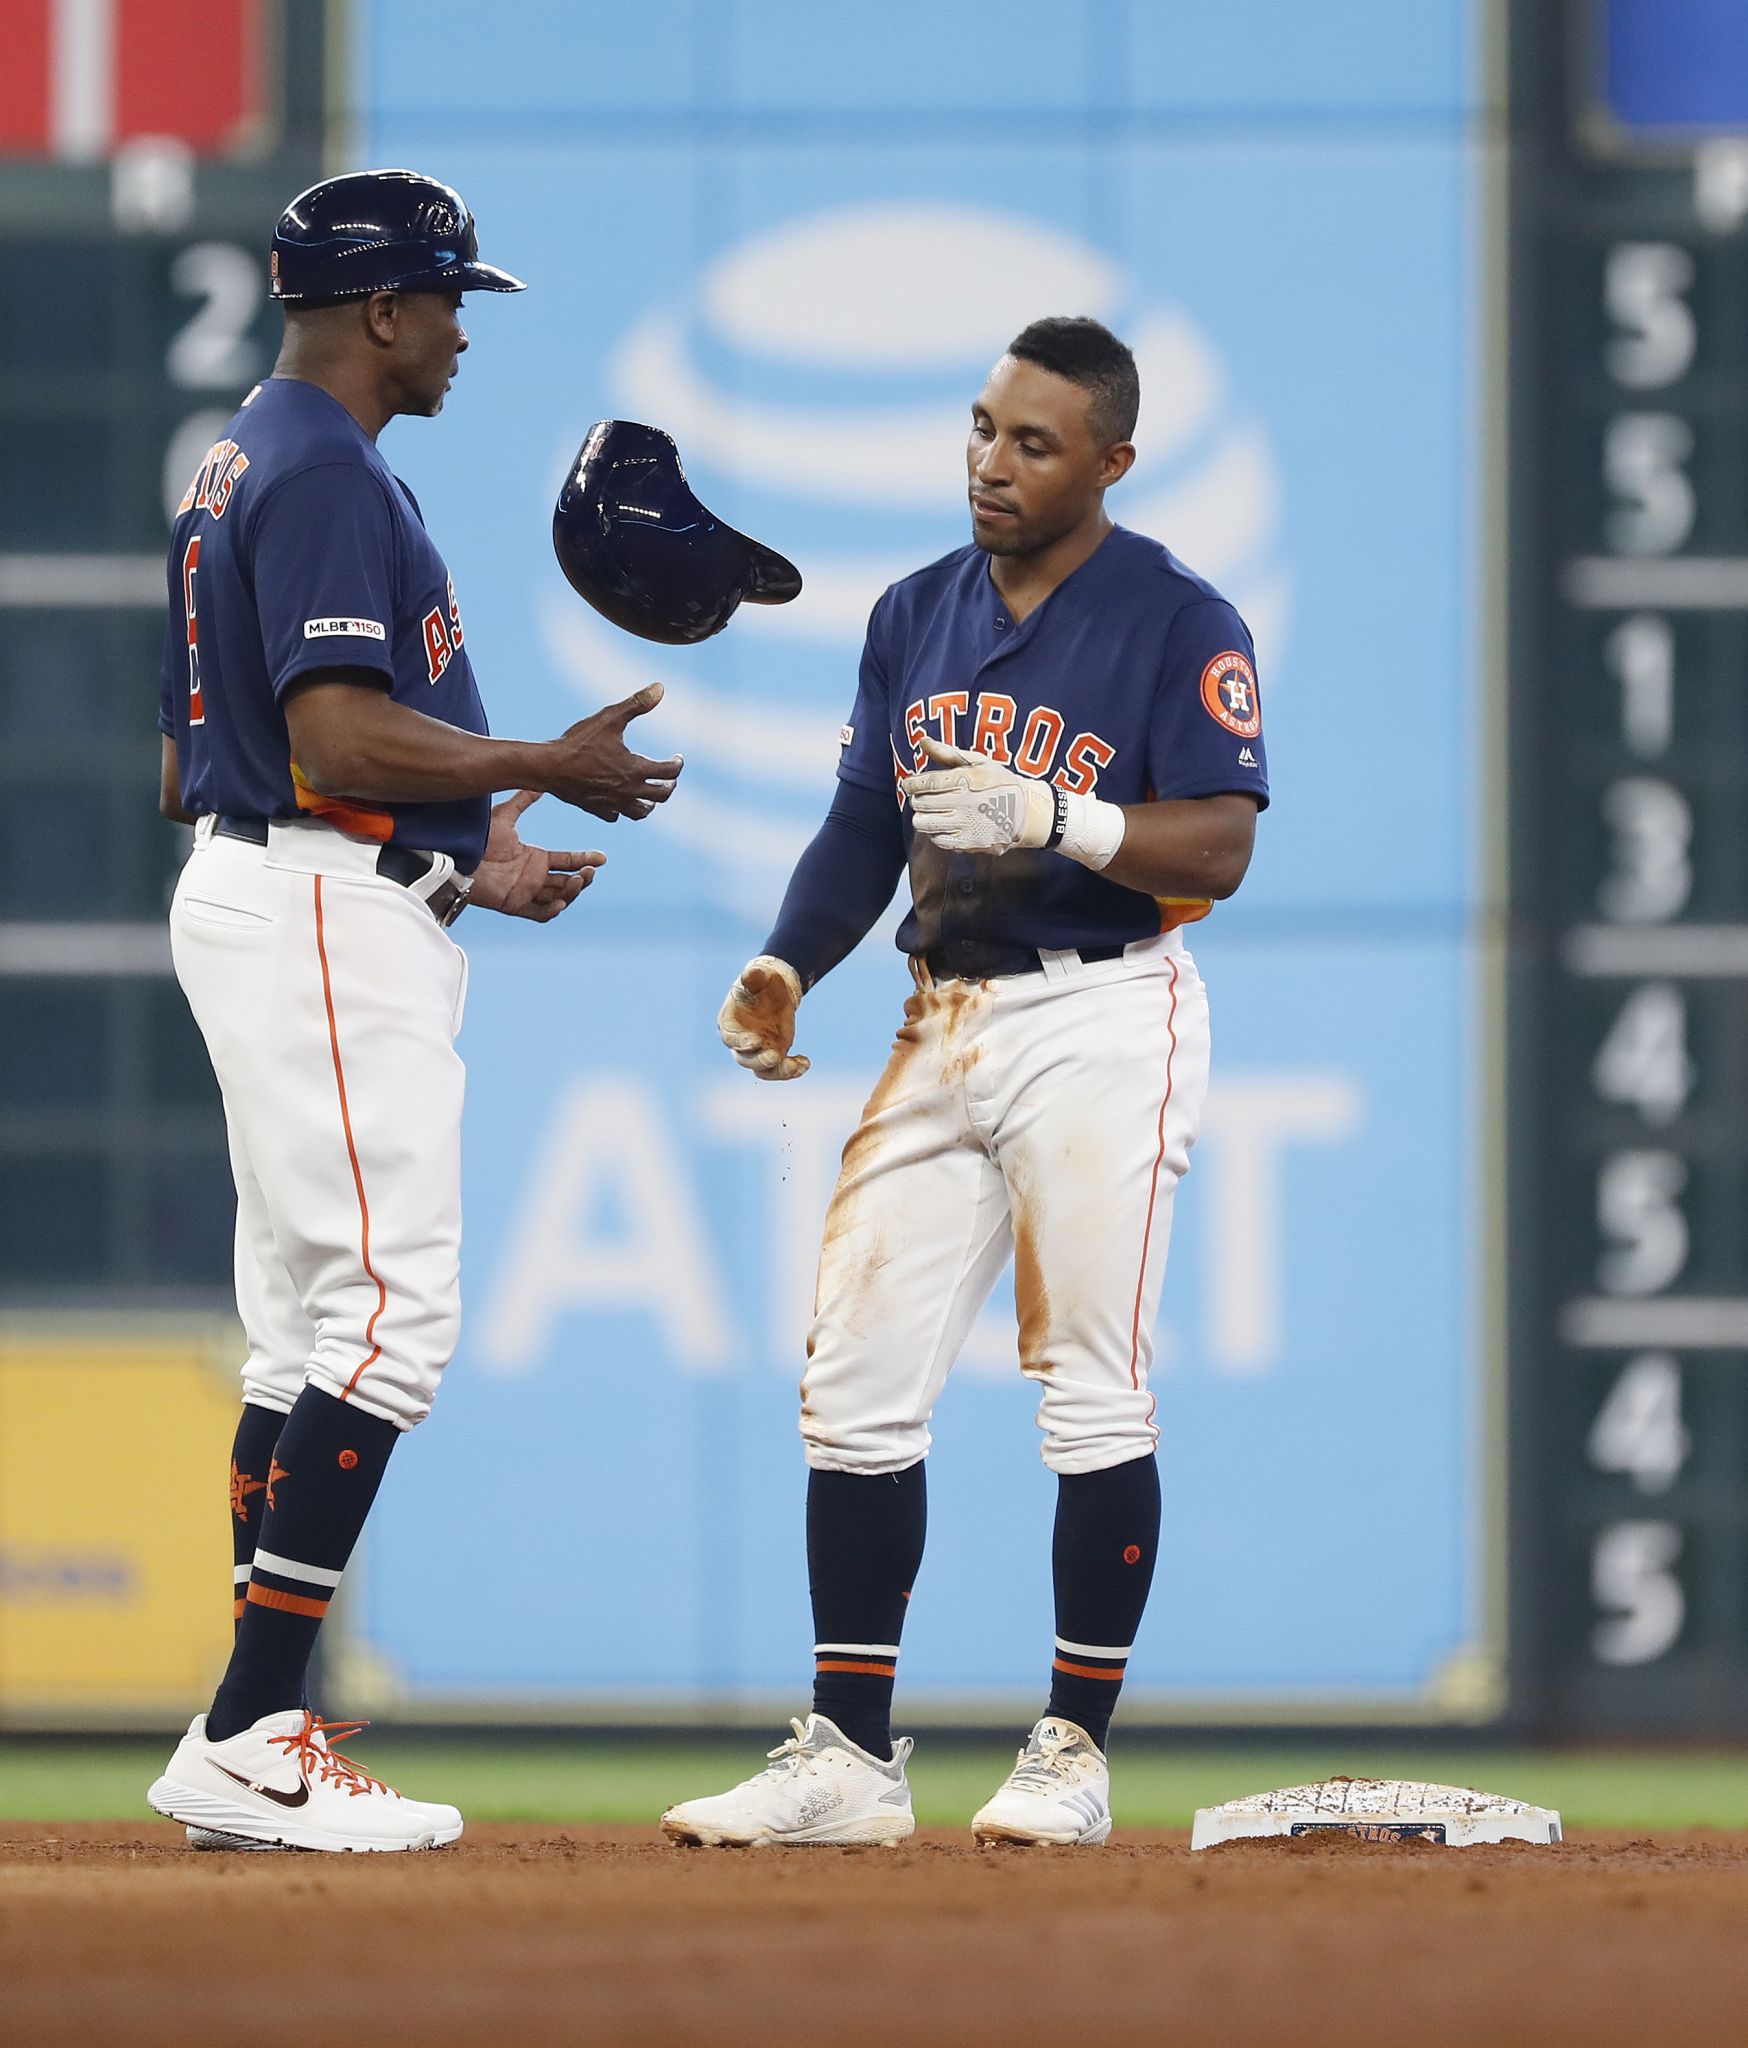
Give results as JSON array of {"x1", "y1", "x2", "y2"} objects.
[
  {"x1": 901, "y1": 734, "x2": 1055, "y2": 855},
  {"x1": 718, "y1": 955, "x2": 810, "y2": 1081}
]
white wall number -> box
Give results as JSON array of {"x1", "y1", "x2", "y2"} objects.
[
  {"x1": 1596, "y1": 1149, "x2": 1688, "y2": 1296},
  {"x1": 167, "y1": 242, "x2": 264, "y2": 389},
  {"x1": 1603, "y1": 244, "x2": 1697, "y2": 389},
  {"x1": 1598, "y1": 778, "x2": 1692, "y2": 924},
  {"x1": 1604, "y1": 414, "x2": 1696, "y2": 556},
  {"x1": 1593, "y1": 983, "x2": 1693, "y2": 1127},
  {"x1": 1605, "y1": 614, "x2": 1675, "y2": 759},
  {"x1": 1694, "y1": 138, "x2": 1748, "y2": 233},
  {"x1": 1588, "y1": 1355, "x2": 1689, "y2": 1494},
  {"x1": 1591, "y1": 1520, "x2": 1684, "y2": 1665}
]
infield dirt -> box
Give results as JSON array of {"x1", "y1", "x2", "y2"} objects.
[{"x1": 3, "y1": 1822, "x2": 1745, "y2": 2046}]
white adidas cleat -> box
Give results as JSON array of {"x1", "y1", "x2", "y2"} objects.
[
  {"x1": 661, "y1": 1714, "x2": 916, "y2": 1848},
  {"x1": 972, "y1": 1716, "x2": 1112, "y2": 1846},
  {"x1": 147, "y1": 1710, "x2": 463, "y2": 1853}
]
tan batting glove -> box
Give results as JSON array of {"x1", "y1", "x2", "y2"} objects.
[
  {"x1": 902, "y1": 733, "x2": 1055, "y2": 854},
  {"x1": 718, "y1": 955, "x2": 810, "y2": 1081}
]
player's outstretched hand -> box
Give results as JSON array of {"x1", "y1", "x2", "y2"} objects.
[
  {"x1": 718, "y1": 955, "x2": 809, "y2": 1081},
  {"x1": 542, "y1": 681, "x2": 684, "y2": 823},
  {"x1": 903, "y1": 732, "x2": 1054, "y2": 855},
  {"x1": 470, "y1": 790, "x2": 606, "y2": 921}
]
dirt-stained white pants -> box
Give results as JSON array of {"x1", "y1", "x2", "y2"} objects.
[
  {"x1": 802, "y1": 931, "x2": 1211, "y2": 1477},
  {"x1": 170, "y1": 817, "x2": 469, "y2": 1431}
]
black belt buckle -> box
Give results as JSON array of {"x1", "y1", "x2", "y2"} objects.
[
  {"x1": 427, "y1": 879, "x2": 469, "y2": 928},
  {"x1": 376, "y1": 843, "x2": 469, "y2": 927}
]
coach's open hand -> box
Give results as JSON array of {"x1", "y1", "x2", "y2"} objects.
[
  {"x1": 540, "y1": 681, "x2": 684, "y2": 823},
  {"x1": 718, "y1": 955, "x2": 809, "y2": 1080},
  {"x1": 470, "y1": 790, "x2": 605, "y2": 920},
  {"x1": 903, "y1": 732, "x2": 1055, "y2": 854}
]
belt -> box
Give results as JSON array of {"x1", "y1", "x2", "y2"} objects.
[
  {"x1": 921, "y1": 939, "x2": 1129, "y2": 982},
  {"x1": 212, "y1": 816, "x2": 470, "y2": 928}
]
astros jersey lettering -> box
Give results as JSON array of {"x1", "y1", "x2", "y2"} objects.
[
  {"x1": 158, "y1": 376, "x2": 491, "y2": 869},
  {"x1": 836, "y1": 524, "x2": 1269, "y2": 956}
]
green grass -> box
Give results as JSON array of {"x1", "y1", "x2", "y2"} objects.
[{"x1": 4, "y1": 1740, "x2": 1748, "y2": 1830}]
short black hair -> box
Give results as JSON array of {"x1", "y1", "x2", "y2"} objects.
[{"x1": 1006, "y1": 317, "x2": 1139, "y2": 444}]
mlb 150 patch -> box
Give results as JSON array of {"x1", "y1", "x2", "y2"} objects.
[{"x1": 303, "y1": 618, "x2": 387, "y2": 640}]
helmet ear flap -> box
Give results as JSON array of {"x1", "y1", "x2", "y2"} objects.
[{"x1": 552, "y1": 421, "x2": 803, "y2": 646}]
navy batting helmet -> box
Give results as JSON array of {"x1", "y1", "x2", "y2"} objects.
[
  {"x1": 553, "y1": 421, "x2": 802, "y2": 646},
  {"x1": 270, "y1": 169, "x2": 525, "y2": 304}
]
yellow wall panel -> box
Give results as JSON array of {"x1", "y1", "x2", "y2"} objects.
[{"x1": 0, "y1": 1326, "x2": 241, "y2": 1720}]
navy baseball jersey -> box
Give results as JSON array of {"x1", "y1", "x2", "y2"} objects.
[
  {"x1": 835, "y1": 524, "x2": 1270, "y2": 956},
  {"x1": 158, "y1": 376, "x2": 491, "y2": 869}
]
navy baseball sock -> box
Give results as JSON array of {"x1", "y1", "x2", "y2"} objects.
[
  {"x1": 206, "y1": 1387, "x2": 399, "y2": 1742},
  {"x1": 807, "y1": 1462, "x2": 926, "y2": 1760},
  {"x1": 227, "y1": 1404, "x2": 286, "y2": 1637},
  {"x1": 1045, "y1": 1455, "x2": 1161, "y2": 1753}
]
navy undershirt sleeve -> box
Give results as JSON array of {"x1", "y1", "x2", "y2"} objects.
[{"x1": 764, "y1": 777, "x2": 907, "y2": 990}]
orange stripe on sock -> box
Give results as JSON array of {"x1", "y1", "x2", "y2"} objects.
[
  {"x1": 1052, "y1": 1657, "x2": 1127, "y2": 1682},
  {"x1": 312, "y1": 876, "x2": 387, "y2": 1403},
  {"x1": 233, "y1": 1598, "x2": 246, "y2": 1620},
  {"x1": 246, "y1": 1583, "x2": 330, "y2": 1619},
  {"x1": 814, "y1": 1658, "x2": 897, "y2": 1677}
]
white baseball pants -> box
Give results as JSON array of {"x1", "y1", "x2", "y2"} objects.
[
  {"x1": 170, "y1": 818, "x2": 469, "y2": 1431},
  {"x1": 803, "y1": 932, "x2": 1211, "y2": 1477}
]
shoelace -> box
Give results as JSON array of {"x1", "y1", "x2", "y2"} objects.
[
  {"x1": 1008, "y1": 1729, "x2": 1089, "y2": 1794},
  {"x1": 759, "y1": 1718, "x2": 823, "y2": 1780},
  {"x1": 267, "y1": 1712, "x2": 398, "y2": 1801}
]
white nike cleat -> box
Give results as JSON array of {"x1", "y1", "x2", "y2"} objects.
[
  {"x1": 147, "y1": 1710, "x2": 463, "y2": 1853},
  {"x1": 661, "y1": 1714, "x2": 916, "y2": 1848},
  {"x1": 972, "y1": 1716, "x2": 1112, "y2": 1846}
]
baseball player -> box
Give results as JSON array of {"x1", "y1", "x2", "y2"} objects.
[
  {"x1": 662, "y1": 317, "x2": 1267, "y2": 1849},
  {"x1": 146, "y1": 170, "x2": 681, "y2": 1852}
]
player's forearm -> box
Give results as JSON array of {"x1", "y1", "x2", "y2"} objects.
[
  {"x1": 286, "y1": 680, "x2": 551, "y2": 803},
  {"x1": 765, "y1": 779, "x2": 907, "y2": 989},
  {"x1": 1097, "y1": 794, "x2": 1259, "y2": 899}
]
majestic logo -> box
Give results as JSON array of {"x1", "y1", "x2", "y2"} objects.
[
  {"x1": 544, "y1": 203, "x2": 1288, "y2": 918},
  {"x1": 211, "y1": 1762, "x2": 310, "y2": 1809},
  {"x1": 1201, "y1": 651, "x2": 1261, "y2": 739},
  {"x1": 1238, "y1": 745, "x2": 1258, "y2": 768}
]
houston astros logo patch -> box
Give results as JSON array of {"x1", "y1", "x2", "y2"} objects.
[{"x1": 1200, "y1": 650, "x2": 1261, "y2": 738}]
